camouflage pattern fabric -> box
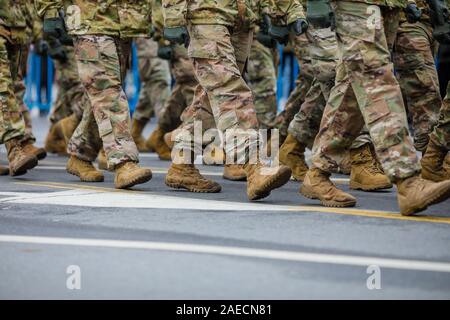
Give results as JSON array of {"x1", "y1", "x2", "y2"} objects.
[
  {"x1": 67, "y1": 36, "x2": 139, "y2": 169},
  {"x1": 276, "y1": 33, "x2": 314, "y2": 137},
  {"x1": 132, "y1": 37, "x2": 171, "y2": 122},
  {"x1": 311, "y1": 1, "x2": 420, "y2": 181},
  {"x1": 158, "y1": 45, "x2": 198, "y2": 132},
  {"x1": 394, "y1": 20, "x2": 441, "y2": 152},
  {"x1": 288, "y1": 26, "x2": 372, "y2": 150},
  {"x1": 247, "y1": 38, "x2": 278, "y2": 129},
  {"x1": 173, "y1": 25, "x2": 258, "y2": 162},
  {"x1": 35, "y1": 0, "x2": 153, "y2": 38},
  {"x1": 429, "y1": 81, "x2": 450, "y2": 150},
  {"x1": 50, "y1": 45, "x2": 88, "y2": 124},
  {"x1": 0, "y1": 34, "x2": 26, "y2": 144}
]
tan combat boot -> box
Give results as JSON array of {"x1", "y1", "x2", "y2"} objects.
[
  {"x1": 114, "y1": 161, "x2": 152, "y2": 189},
  {"x1": 146, "y1": 126, "x2": 171, "y2": 160},
  {"x1": 97, "y1": 149, "x2": 108, "y2": 170},
  {"x1": 223, "y1": 164, "x2": 247, "y2": 181},
  {"x1": 244, "y1": 162, "x2": 292, "y2": 200},
  {"x1": 45, "y1": 123, "x2": 67, "y2": 155},
  {"x1": 22, "y1": 142, "x2": 47, "y2": 160},
  {"x1": 337, "y1": 151, "x2": 351, "y2": 175},
  {"x1": 396, "y1": 174, "x2": 450, "y2": 216},
  {"x1": 203, "y1": 146, "x2": 225, "y2": 166},
  {"x1": 164, "y1": 131, "x2": 175, "y2": 150},
  {"x1": 165, "y1": 163, "x2": 222, "y2": 193},
  {"x1": 66, "y1": 155, "x2": 104, "y2": 182},
  {"x1": 5, "y1": 138, "x2": 38, "y2": 176},
  {"x1": 131, "y1": 119, "x2": 150, "y2": 152},
  {"x1": 421, "y1": 140, "x2": 450, "y2": 182},
  {"x1": 300, "y1": 168, "x2": 357, "y2": 207},
  {"x1": 59, "y1": 114, "x2": 79, "y2": 143},
  {"x1": 349, "y1": 144, "x2": 392, "y2": 191},
  {"x1": 279, "y1": 134, "x2": 309, "y2": 181},
  {"x1": 445, "y1": 154, "x2": 450, "y2": 173}
]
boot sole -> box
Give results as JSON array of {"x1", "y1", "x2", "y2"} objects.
[
  {"x1": 116, "y1": 172, "x2": 153, "y2": 189},
  {"x1": 401, "y1": 183, "x2": 450, "y2": 216},
  {"x1": 165, "y1": 180, "x2": 222, "y2": 193},
  {"x1": 299, "y1": 185, "x2": 357, "y2": 208},
  {"x1": 223, "y1": 174, "x2": 247, "y2": 182},
  {"x1": 248, "y1": 167, "x2": 292, "y2": 201},
  {"x1": 35, "y1": 149, "x2": 47, "y2": 160},
  {"x1": 66, "y1": 168, "x2": 104, "y2": 183},
  {"x1": 10, "y1": 156, "x2": 38, "y2": 176},
  {"x1": 349, "y1": 181, "x2": 393, "y2": 191}
]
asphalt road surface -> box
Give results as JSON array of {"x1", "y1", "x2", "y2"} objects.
[{"x1": 0, "y1": 116, "x2": 450, "y2": 299}]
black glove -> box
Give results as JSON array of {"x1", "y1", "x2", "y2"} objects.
[
  {"x1": 427, "y1": 0, "x2": 450, "y2": 44},
  {"x1": 289, "y1": 18, "x2": 309, "y2": 35},
  {"x1": 48, "y1": 39, "x2": 68, "y2": 63},
  {"x1": 405, "y1": 3, "x2": 422, "y2": 23},
  {"x1": 260, "y1": 14, "x2": 289, "y2": 45},
  {"x1": 34, "y1": 39, "x2": 49, "y2": 56},
  {"x1": 256, "y1": 31, "x2": 276, "y2": 48},
  {"x1": 307, "y1": 0, "x2": 335, "y2": 29},
  {"x1": 163, "y1": 26, "x2": 190, "y2": 48},
  {"x1": 157, "y1": 45, "x2": 173, "y2": 60},
  {"x1": 43, "y1": 16, "x2": 72, "y2": 45}
]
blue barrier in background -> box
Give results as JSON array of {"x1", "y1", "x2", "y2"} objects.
[{"x1": 25, "y1": 44, "x2": 301, "y2": 115}]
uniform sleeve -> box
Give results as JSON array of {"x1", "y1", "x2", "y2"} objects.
[
  {"x1": 161, "y1": 0, "x2": 187, "y2": 27},
  {"x1": 34, "y1": 0, "x2": 63, "y2": 19},
  {"x1": 272, "y1": 0, "x2": 306, "y2": 25}
]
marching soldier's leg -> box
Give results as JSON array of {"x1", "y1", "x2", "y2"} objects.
[
  {"x1": 394, "y1": 21, "x2": 441, "y2": 152},
  {"x1": 302, "y1": 1, "x2": 450, "y2": 216},
  {"x1": 132, "y1": 38, "x2": 171, "y2": 152},
  {"x1": 46, "y1": 46, "x2": 86, "y2": 155},
  {"x1": 68, "y1": 35, "x2": 152, "y2": 189},
  {"x1": 276, "y1": 33, "x2": 314, "y2": 142},
  {"x1": 422, "y1": 81, "x2": 450, "y2": 181},
  {"x1": 10, "y1": 44, "x2": 46, "y2": 160},
  {"x1": 247, "y1": 38, "x2": 278, "y2": 129},
  {"x1": 0, "y1": 36, "x2": 37, "y2": 176}
]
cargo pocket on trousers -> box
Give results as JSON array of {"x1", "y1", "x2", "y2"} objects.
[
  {"x1": 365, "y1": 98, "x2": 390, "y2": 125},
  {"x1": 76, "y1": 38, "x2": 100, "y2": 62},
  {"x1": 188, "y1": 38, "x2": 219, "y2": 60}
]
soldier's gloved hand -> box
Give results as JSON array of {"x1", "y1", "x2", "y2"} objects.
[
  {"x1": 256, "y1": 31, "x2": 276, "y2": 48},
  {"x1": 405, "y1": 3, "x2": 422, "y2": 23},
  {"x1": 290, "y1": 18, "x2": 309, "y2": 35},
  {"x1": 260, "y1": 14, "x2": 272, "y2": 35},
  {"x1": 157, "y1": 45, "x2": 173, "y2": 60},
  {"x1": 34, "y1": 39, "x2": 49, "y2": 56},
  {"x1": 43, "y1": 16, "x2": 72, "y2": 45},
  {"x1": 261, "y1": 14, "x2": 289, "y2": 45},
  {"x1": 48, "y1": 39, "x2": 68, "y2": 63},
  {"x1": 163, "y1": 26, "x2": 190, "y2": 48},
  {"x1": 307, "y1": 0, "x2": 335, "y2": 29}
]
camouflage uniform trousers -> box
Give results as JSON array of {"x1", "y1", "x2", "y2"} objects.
[
  {"x1": 0, "y1": 34, "x2": 26, "y2": 144},
  {"x1": 13, "y1": 44, "x2": 36, "y2": 144},
  {"x1": 394, "y1": 20, "x2": 442, "y2": 152},
  {"x1": 276, "y1": 33, "x2": 314, "y2": 137},
  {"x1": 288, "y1": 26, "x2": 372, "y2": 150},
  {"x1": 247, "y1": 38, "x2": 278, "y2": 129},
  {"x1": 132, "y1": 37, "x2": 171, "y2": 122},
  {"x1": 429, "y1": 81, "x2": 450, "y2": 150},
  {"x1": 311, "y1": 1, "x2": 420, "y2": 180},
  {"x1": 67, "y1": 36, "x2": 139, "y2": 169},
  {"x1": 158, "y1": 45, "x2": 197, "y2": 133},
  {"x1": 174, "y1": 24, "x2": 258, "y2": 162},
  {"x1": 49, "y1": 45, "x2": 88, "y2": 124}
]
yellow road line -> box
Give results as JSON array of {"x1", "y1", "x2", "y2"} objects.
[{"x1": 15, "y1": 181, "x2": 450, "y2": 225}]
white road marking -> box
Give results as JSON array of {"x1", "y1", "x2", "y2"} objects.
[
  {"x1": 1, "y1": 234, "x2": 450, "y2": 273},
  {"x1": 0, "y1": 189, "x2": 293, "y2": 211}
]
